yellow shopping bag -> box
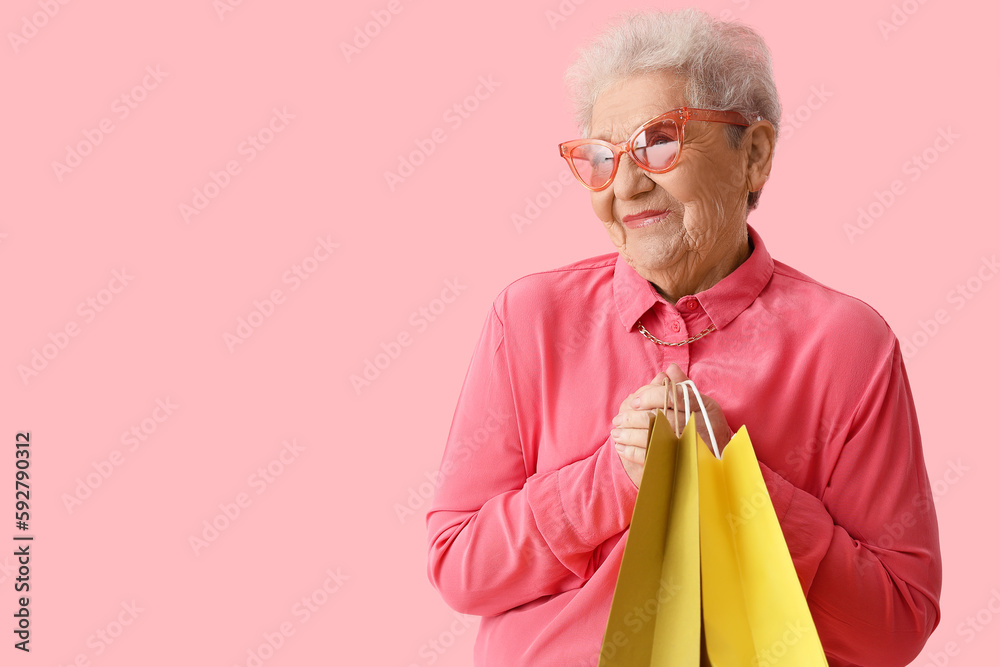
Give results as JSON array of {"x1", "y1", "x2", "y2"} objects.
[{"x1": 598, "y1": 380, "x2": 828, "y2": 666}]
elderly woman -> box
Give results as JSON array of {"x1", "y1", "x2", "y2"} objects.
[{"x1": 426, "y1": 9, "x2": 941, "y2": 667}]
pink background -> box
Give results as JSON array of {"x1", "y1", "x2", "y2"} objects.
[{"x1": 2, "y1": 1, "x2": 996, "y2": 665}]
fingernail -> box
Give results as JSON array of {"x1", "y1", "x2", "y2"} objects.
[
  {"x1": 631, "y1": 397, "x2": 640, "y2": 408},
  {"x1": 611, "y1": 415, "x2": 621, "y2": 426},
  {"x1": 615, "y1": 443, "x2": 626, "y2": 452},
  {"x1": 611, "y1": 429, "x2": 621, "y2": 438}
]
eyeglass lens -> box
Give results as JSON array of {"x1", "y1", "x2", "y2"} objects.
[{"x1": 569, "y1": 117, "x2": 681, "y2": 187}]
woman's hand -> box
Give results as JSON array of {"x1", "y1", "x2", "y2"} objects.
[
  {"x1": 661, "y1": 364, "x2": 733, "y2": 455},
  {"x1": 611, "y1": 364, "x2": 733, "y2": 487},
  {"x1": 611, "y1": 371, "x2": 669, "y2": 487}
]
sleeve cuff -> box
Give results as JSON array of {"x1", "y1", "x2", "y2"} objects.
[
  {"x1": 758, "y1": 459, "x2": 835, "y2": 594},
  {"x1": 758, "y1": 459, "x2": 796, "y2": 523},
  {"x1": 526, "y1": 437, "x2": 638, "y2": 558}
]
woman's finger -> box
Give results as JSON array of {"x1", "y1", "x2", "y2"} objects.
[
  {"x1": 614, "y1": 442, "x2": 646, "y2": 465},
  {"x1": 624, "y1": 384, "x2": 712, "y2": 417},
  {"x1": 621, "y1": 381, "x2": 663, "y2": 411},
  {"x1": 664, "y1": 388, "x2": 706, "y2": 414},
  {"x1": 611, "y1": 409, "x2": 656, "y2": 428},
  {"x1": 631, "y1": 383, "x2": 672, "y2": 411},
  {"x1": 610, "y1": 425, "x2": 651, "y2": 449}
]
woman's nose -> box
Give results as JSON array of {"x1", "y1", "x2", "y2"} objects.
[{"x1": 612, "y1": 154, "x2": 656, "y2": 199}]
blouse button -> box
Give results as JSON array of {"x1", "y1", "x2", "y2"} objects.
[
  {"x1": 686, "y1": 300, "x2": 698, "y2": 311},
  {"x1": 671, "y1": 321, "x2": 681, "y2": 332}
]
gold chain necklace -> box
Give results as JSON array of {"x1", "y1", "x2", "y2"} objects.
[{"x1": 635, "y1": 319, "x2": 717, "y2": 346}]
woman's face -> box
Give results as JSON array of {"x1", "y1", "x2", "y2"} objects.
[{"x1": 588, "y1": 70, "x2": 752, "y2": 281}]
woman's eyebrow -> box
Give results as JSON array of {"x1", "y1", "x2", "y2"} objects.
[
  {"x1": 589, "y1": 123, "x2": 627, "y2": 142},
  {"x1": 591, "y1": 113, "x2": 663, "y2": 142}
]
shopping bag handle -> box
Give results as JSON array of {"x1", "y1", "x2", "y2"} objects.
[{"x1": 666, "y1": 378, "x2": 721, "y2": 459}]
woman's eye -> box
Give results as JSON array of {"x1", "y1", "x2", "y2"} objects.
[{"x1": 646, "y1": 133, "x2": 675, "y2": 146}]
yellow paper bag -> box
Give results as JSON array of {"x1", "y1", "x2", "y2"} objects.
[
  {"x1": 699, "y1": 423, "x2": 827, "y2": 665},
  {"x1": 599, "y1": 380, "x2": 828, "y2": 666},
  {"x1": 598, "y1": 408, "x2": 701, "y2": 665}
]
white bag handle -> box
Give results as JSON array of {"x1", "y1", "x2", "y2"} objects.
[{"x1": 669, "y1": 379, "x2": 721, "y2": 459}]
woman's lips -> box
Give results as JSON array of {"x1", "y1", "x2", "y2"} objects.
[{"x1": 621, "y1": 209, "x2": 669, "y2": 229}]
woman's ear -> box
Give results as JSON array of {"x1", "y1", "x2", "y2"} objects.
[{"x1": 743, "y1": 120, "x2": 776, "y2": 193}]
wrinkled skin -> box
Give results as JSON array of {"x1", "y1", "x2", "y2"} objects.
[{"x1": 592, "y1": 70, "x2": 775, "y2": 486}]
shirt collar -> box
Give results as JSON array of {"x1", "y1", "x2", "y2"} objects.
[{"x1": 613, "y1": 223, "x2": 774, "y2": 332}]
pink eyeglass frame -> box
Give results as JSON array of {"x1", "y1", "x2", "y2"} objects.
[{"x1": 558, "y1": 106, "x2": 759, "y2": 191}]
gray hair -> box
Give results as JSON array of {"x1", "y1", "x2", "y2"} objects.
[{"x1": 565, "y1": 9, "x2": 781, "y2": 210}]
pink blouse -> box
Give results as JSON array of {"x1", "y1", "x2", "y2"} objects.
[{"x1": 426, "y1": 224, "x2": 941, "y2": 666}]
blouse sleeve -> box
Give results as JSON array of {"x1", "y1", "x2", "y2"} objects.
[
  {"x1": 758, "y1": 337, "x2": 942, "y2": 666},
  {"x1": 425, "y1": 304, "x2": 639, "y2": 616}
]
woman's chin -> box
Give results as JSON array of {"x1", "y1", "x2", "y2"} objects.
[{"x1": 604, "y1": 220, "x2": 683, "y2": 268}]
